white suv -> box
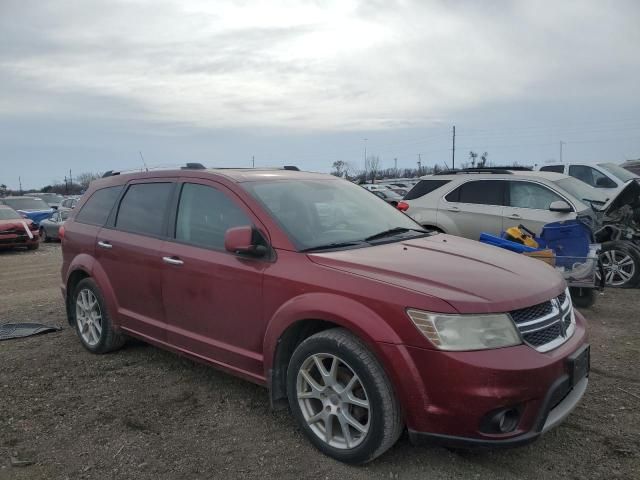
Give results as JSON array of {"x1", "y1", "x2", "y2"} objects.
[
  {"x1": 539, "y1": 162, "x2": 638, "y2": 197},
  {"x1": 400, "y1": 169, "x2": 598, "y2": 240}
]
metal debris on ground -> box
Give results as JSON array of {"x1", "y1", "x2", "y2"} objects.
[{"x1": 0, "y1": 322, "x2": 62, "y2": 341}]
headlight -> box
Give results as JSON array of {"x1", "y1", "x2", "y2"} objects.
[{"x1": 406, "y1": 309, "x2": 522, "y2": 351}]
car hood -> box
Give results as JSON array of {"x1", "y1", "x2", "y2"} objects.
[
  {"x1": 0, "y1": 219, "x2": 35, "y2": 232},
  {"x1": 308, "y1": 234, "x2": 565, "y2": 314},
  {"x1": 601, "y1": 179, "x2": 640, "y2": 215}
]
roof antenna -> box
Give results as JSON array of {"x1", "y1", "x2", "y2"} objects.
[{"x1": 139, "y1": 151, "x2": 148, "y2": 172}]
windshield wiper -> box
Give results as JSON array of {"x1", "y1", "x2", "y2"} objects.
[
  {"x1": 300, "y1": 241, "x2": 366, "y2": 252},
  {"x1": 364, "y1": 227, "x2": 426, "y2": 242}
]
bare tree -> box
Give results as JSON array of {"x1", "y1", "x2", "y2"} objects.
[
  {"x1": 365, "y1": 155, "x2": 381, "y2": 183},
  {"x1": 478, "y1": 152, "x2": 488, "y2": 168},
  {"x1": 469, "y1": 151, "x2": 478, "y2": 167},
  {"x1": 75, "y1": 172, "x2": 103, "y2": 189}
]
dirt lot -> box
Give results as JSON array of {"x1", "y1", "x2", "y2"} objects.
[{"x1": 0, "y1": 243, "x2": 638, "y2": 480}]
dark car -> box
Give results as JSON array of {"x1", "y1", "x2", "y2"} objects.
[
  {"x1": 60, "y1": 165, "x2": 589, "y2": 464},
  {"x1": 0, "y1": 205, "x2": 40, "y2": 250},
  {"x1": 39, "y1": 209, "x2": 70, "y2": 242},
  {"x1": 0, "y1": 196, "x2": 53, "y2": 226}
]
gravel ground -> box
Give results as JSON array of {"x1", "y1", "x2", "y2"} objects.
[{"x1": 0, "y1": 243, "x2": 639, "y2": 480}]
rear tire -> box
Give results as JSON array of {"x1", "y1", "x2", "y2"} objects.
[
  {"x1": 287, "y1": 328, "x2": 403, "y2": 464},
  {"x1": 72, "y1": 278, "x2": 125, "y2": 353},
  {"x1": 569, "y1": 287, "x2": 596, "y2": 309},
  {"x1": 597, "y1": 241, "x2": 640, "y2": 288}
]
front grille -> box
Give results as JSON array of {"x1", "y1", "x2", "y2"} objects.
[{"x1": 509, "y1": 292, "x2": 574, "y2": 352}]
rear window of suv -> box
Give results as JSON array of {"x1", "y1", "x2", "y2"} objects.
[
  {"x1": 115, "y1": 183, "x2": 173, "y2": 237},
  {"x1": 75, "y1": 186, "x2": 123, "y2": 226},
  {"x1": 404, "y1": 180, "x2": 450, "y2": 200},
  {"x1": 445, "y1": 180, "x2": 505, "y2": 205}
]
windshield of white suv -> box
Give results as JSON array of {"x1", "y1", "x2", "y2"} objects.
[
  {"x1": 553, "y1": 177, "x2": 609, "y2": 206},
  {"x1": 245, "y1": 179, "x2": 427, "y2": 251},
  {"x1": 598, "y1": 163, "x2": 638, "y2": 183}
]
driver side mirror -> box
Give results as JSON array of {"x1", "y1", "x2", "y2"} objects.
[
  {"x1": 224, "y1": 225, "x2": 267, "y2": 257},
  {"x1": 549, "y1": 200, "x2": 573, "y2": 213}
]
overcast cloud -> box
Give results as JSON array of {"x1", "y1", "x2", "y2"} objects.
[{"x1": 1, "y1": 0, "x2": 639, "y2": 188}]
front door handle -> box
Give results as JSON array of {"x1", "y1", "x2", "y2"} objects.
[
  {"x1": 508, "y1": 213, "x2": 521, "y2": 219},
  {"x1": 447, "y1": 206, "x2": 460, "y2": 212},
  {"x1": 162, "y1": 256, "x2": 184, "y2": 266},
  {"x1": 97, "y1": 240, "x2": 112, "y2": 249}
]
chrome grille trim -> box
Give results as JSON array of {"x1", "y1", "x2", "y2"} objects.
[{"x1": 509, "y1": 289, "x2": 575, "y2": 352}]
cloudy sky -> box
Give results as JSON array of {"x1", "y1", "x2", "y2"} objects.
[{"x1": 1, "y1": 0, "x2": 639, "y2": 189}]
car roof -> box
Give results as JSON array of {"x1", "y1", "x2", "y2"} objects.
[
  {"x1": 92, "y1": 168, "x2": 335, "y2": 187},
  {"x1": 419, "y1": 170, "x2": 569, "y2": 182}
]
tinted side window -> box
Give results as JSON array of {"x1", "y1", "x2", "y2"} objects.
[
  {"x1": 540, "y1": 165, "x2": 564, "y2": 173},
  {"x1": 404, "y1": 180, "x2": 451, "y2": 200},
  {"x1": 175, "y1": 183, "x2": 251, "y2": 250},
  {"x1": 115, "y1": 183, "x2": 173, "y2": 236},
  {"x1": 509, "y1": 181, "x2": 564, "y2": 210},
  {"x1": 75, "y1": 186, "x2": 123, "y2": 226},
  {"x1": 446, "y1": 180, "x2": 505, "y2": 205},
  {"x1": 568, "y1": 165, "x2": 595, "y2": 186}
]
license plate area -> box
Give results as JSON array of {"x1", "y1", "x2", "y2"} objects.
[{"x1": 567, "y1": 344, "x2": 590, "y2": 386}]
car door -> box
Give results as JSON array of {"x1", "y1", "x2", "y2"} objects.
[
  {"x1": 437, "y1": 180, "x2": 505, "y2": 239},
  {"x1": 160, "y1": 180, "x2": 269, "y2": 380},
  {"x1": 95, "y1": 179, "x2": 176, "y2": 342},
  {"x1": 503, "y1": 180, "x2": 576, "y2": 235}
]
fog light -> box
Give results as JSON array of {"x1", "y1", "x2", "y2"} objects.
[{"x1": 481, "y1": 407, "x2": 521, "y2": 434}]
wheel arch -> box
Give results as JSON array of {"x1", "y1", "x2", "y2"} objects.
[{"x1": 263, "y1": 293, "x2": 404, "y2": 409}]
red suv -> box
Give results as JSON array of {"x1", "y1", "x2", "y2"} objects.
[{"x1": 60, "y1": 165, "x2": 589, "y2": 464}]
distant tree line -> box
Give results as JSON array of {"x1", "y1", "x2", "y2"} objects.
[{"x1": 0, "y1": 171, "x2": 103, "y2": 197}]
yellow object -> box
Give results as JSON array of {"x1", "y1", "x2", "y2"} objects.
[
  {"x1": 523, "y1": 249, "x2": 556, "y2": 267},
  {"x1": 504, "y1": 226, "x2": 539, "y2": 248}
]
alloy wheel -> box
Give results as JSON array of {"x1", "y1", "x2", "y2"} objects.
[
  {"x1": 296, "y1": 353, "x2": 370, "y2": 449},
  {"x1": 75, "y1": 288, "x2": 103, "y2": 346},
  {"x1": 599, "y1": 249, "x2": 636, "y2": 287}
]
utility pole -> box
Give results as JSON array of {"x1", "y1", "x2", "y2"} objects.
[
  {"x1": 363, "y1": 138, "x2": 368, "y2": 182},
  {"x1": 452, "y1": 125, "x2": 456, "y2": 170},
  {"x1": 18, "y1": 176, "x2": 22, "y2": 195},
  {"x1": 69, "y1": 169, "x2": 72, "y2": 191},
  {"x1": 252, "y1": 155, "x2": 255, "y2": 168},
  {"x1": 394, "y1": 157, "x2": 398, "y2": 175},
  {"x1": 417, "y1": 154, "x2": 422, "y2": 176},
  {"x1": 559, "y1": 141, "x2": 565, "y2": 162}
]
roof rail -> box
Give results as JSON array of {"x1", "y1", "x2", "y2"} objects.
[
  {"x1": 434, "y1": 166, "x2": 531, "y2": 176},
  {"x1": 102, "y1": 170, "x2": 120, "y2": 178},
  {"x1": 181, "y1": 162, "x2": 206, "y2": 170}
]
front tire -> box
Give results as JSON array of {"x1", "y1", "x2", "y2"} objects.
[
  {"x1": 569, "y1": 287, "x2": 596, "y2": 309},
  {"x1": 40, "y1": 227, "x2": 50, "y2": 243},
  {"x1": 72, "y1": 278, "x2": 125, "y2": 353},
  {"x1": 287, "y1": 328, "x2": 403, "y2": 464}
]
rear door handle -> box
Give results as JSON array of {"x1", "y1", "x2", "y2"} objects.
[
  {"x1": 162, "y1": 256, "x2": 184, "y2": 266},
  {"x1": 97, "y1": 240, "x2": 112, "y2": 249},
  {"x1": 447, "y1": 206, "x2": 460, "y2": 212},
  {"x1": 508, "y1": 214, "x2": 521, "y2": 219}
]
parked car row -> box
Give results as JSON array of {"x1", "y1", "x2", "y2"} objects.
[
  {"x1": 398, "y1": 165, "x2": 640, "y2": 288},
  {"x1": 0, "y1": 194, "x2": 80, "y2": 251}
]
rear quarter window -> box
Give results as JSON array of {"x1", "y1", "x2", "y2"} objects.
[
  {"x1": 540, "y1": 165, "x2": 564, "y2": 173},
  {"x1": 404, "y1": 180, "x2": 451, "y2": 200},
  {"x1": 75, "y1": 186, "x2": 123, "y2": 226}
]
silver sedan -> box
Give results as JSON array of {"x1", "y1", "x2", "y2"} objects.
[{"x1": 39, "y1": 210, "x2": 70, "y2": 242}]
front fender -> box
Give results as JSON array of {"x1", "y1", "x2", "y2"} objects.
[{"x1": 262, "y1": 292, "x2": 403, "y2": 375}]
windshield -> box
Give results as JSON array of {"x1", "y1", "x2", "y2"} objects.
[
  {"x1": 3, "y1": 197, "x2": 50, "y2": 210},
  {"x1": 245, "y1": 179, "x2": 425, "y2": 250},
  {"x1": 598, "y1": 163, "x2": 638, "y2": 183},
  {"x1": 0, "y1": 208, "x2": 22, "y2": 220},
  {"x1": 553, "y1": 177, "x2": 609, "y2": 205},
  {"x1": 41, "y1": 194, "x2": 64, "y2": 204}
]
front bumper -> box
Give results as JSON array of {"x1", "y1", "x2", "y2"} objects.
[
  {"x1": 377, "y1": 310, "x2": 589, "y2": 447},
  {"x1": 408, "y1": 376, "x2": 588, "y2": 448},
  {"x1": 0, "y1": 233, "x2": 39, "y2": 248}
]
